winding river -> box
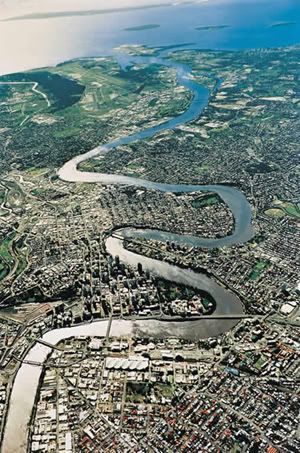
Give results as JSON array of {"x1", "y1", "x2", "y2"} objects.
[
  {"x1": 2, "y1": 48, "x2": 253, "y2": 452},
  {"x1": 59, "y1": 48, "x2": 253, "y2": 245}
]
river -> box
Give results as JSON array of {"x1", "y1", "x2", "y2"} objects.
[
  {"x1": 2, "y1": 0, "x2": 300, "y2": 450},
  {"x1": 2, "y1": 43, "x2": 252, "y2": 453},
  {"x1": 57, "y1": 45, "x2": 253, "y2": 323},
  {"x1": 58, "y1": 48, "x2": 253, "y2": 246}
]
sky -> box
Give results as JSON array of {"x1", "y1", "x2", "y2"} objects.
[
  {"x1": 0, "y1": 0, "x2": 206, "y2": 20},
  {"x1": 0, "y1": 0, "x2": 212, "y2": 74},
  {"x1": 1, "y1": 0, "x2": 298, "y2": 75}
]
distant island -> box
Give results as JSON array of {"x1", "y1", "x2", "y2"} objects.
[
  {"x1": 270, "y1": 21, "x2": 296, "y2": 28},
  {"x1": 125, "y1": 24, "x2": 160, "y2": 32},
  {"x1": 195, "y1": 25, "x2": 230, "y2": 31}
]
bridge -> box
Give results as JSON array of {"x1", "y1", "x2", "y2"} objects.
[
  {"x1": 131, "y1": 314, "x2": 263, "y2": 322},
  {"x1": 22, "y1": 359, "x2": 43, "y2": 367},
  {"x1": 35, "y1": 338, "x2": 64, "y2": 351}
]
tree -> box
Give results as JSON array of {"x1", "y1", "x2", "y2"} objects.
[{"x1": 137, "y1": 262, "x2": 143, "y2": 275}]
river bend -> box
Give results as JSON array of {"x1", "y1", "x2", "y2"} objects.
[{"x1": 2, "y1": 47, "x2": 253, "y2": 453}]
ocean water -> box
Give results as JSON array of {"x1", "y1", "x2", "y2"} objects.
[{"x1": 1, "y1": 0, "x2": 299, "y2": 75}]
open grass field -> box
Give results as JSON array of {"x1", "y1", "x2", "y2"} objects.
[
  {"x1": 264, "y1": 208, "x2": 285, "y2": 218},
  {"x1": 0, "y1": 232, "x2": 15, "y2": 281},
  {"x1": 267, "y1": 200, "x2": 300, "y2": 219},
  {"x1": 192, "y1": 194, "x2": 221, "y2": 209},
  {"x1": 249, "y1": 260, "x2": 269, "y2": 281}
]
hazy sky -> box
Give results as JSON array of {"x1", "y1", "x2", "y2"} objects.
[
  {"x1": 0, "y1": 0, "x2": 210, "y2": 74},
  {"x1": 0, "y1": 0, "x2": 203, "y2": 19},
  {"x1": 1, "y1": 0, "x2": 297, "y2": 75}
]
